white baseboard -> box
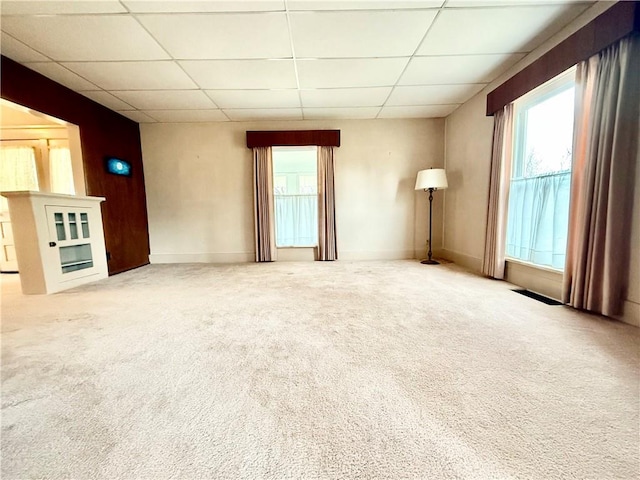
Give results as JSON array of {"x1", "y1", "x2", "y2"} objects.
[
  {"x1": 504, "y1": 261, "x2": 563, "y2": 301},
  {"x1": 150, "y1": 250, "x2": 417, "y2": 263},
  {"x1": 339, "y1": 250, "x2": 416, "y2": 261},
  {"x1": 146, "y1": 250, "x2": 640, "y2": 327},
  {"x1": 149, "y1": 252, "x2": 254, "y2": 264},
  {"x1": 276, "y1": 247, "x2": 315, "y2": 262},
  {"x1": 616, "y1": 300, "x2": 640, "y2": 327},
  {"x1": 439, "y1": 248, "x2": 483, "y2": 273}
]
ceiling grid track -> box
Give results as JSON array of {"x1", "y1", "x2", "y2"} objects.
[
  {"x1": 376, "y1": 1, "x2": 447, "y2": 119},
  {"x1": 0, "y1": 0, "x2": 597, "y2": 123},
  {"x1": 284, "y1": 0, "x2": 304, "y2": 120}
]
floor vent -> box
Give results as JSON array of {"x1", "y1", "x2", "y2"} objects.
[{"x1": 512, "y1": 289, "x2": 563, "y2": 305}]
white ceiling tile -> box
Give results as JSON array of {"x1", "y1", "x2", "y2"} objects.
[
  {"x1": 399, "y1": 53, "x2": 526, "y2": 85},
  {"x1": 138, "y1": 13, "x2": 291, "y2": 59},
  {"x1": 224, "y1": 109, "x2": 303, "y2": 121},
  {"x1": 290, "y1": 10, "x2": 437, "y2": 58},
  {"x1": 0, "y1": 33, "x2": 49, "y2": 62},
  {"x1": 288, "y1": 1, "x2": 444, "y2": 10},
  {"x1": 446, "y1": 0, "x2": 589, "y2": 6},
  {"x1": 387, "y1": 84, "x2": 485, "y2": 105},
  {"x1": 0, "y1": 0, "x2": 594, "y2": 122},
  {"x1": 418, "y1": 4, "x2": 590, "y2": 55},
  {"x1": 144, "y1": 110, "x2": 229, "y2": 122},
  {"x1": 123, "y1": 1, "x2": 285, "y2": 12},
  {"x1": 80, "y1": 91, "x2": 135, "y2": 111},
  {"x1": 303, "y1": 107, "x2": 380, "y2": 120},
  {"x1": 23, "y1": 62, "x2": 99, "y2": 91},
  {"x1": 1, "y1": 15, "x2": 168, "y2": 61},
  {"x1": 0, "y1": 1, "x2": 126, "y2": 14},
  {"x1": 297, "y1": 58, "x2": 408, "y2": 88},
  {"x1": 300, "y1": 87, "x2": 392, "y2": 107},
  {"x1": 205, "y1": 90, "x2": 300, "y2": 109},
  {"x1": 117, "y1": 111, "x2": 157, "y2": 123},
  {"x1": 111, "y1": 91, "x2": 216, "y2": 110},
  {"x1": 62, "y1": 62, "x2": 197, "y2": 90},
  {"x1": 180, "y1": 60, "x2": 297, "y2": 89},
  {"x1": 378, "y1": 105, "x2": 459, "y2": 118}
]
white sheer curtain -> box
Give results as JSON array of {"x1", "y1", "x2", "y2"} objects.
[
  {"x1": 49, "y1": 147, "x2": 75, "y2": 195},
  {"x1": 274, "y1": 195, "x2": 317, "y2": 246},
  {"x1": 506, "y1": 171, "x2": 571, "y2": 269},
  {"x1": 0, "y1": 146, "x2": 39, "y2": 211}
]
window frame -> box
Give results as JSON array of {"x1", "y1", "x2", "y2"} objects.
[
  {"x1": 272, "y1": 146, "x2": 319, "y2": 249},
  {"x1": 505, "y1": 67, "x2": 576, "y2": 272},
  {"x1": 511, "y1": 67, "x2": 576, "y2": 180}
]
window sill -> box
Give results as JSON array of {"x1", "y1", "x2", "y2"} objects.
[
  {"x1": 276, "y1": 246, "x2": 316, "y2": 262},
  {"x1": 504, "y1": 258, "x2": 563, "y2": 301},
  {"x1": 505, "y1": 257, "x2": 564, "y2": 274}
]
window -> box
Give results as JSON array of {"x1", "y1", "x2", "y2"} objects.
[
  {"x1": 0, "y1": 146, "x2": 39, "y2": 212},
  {"x1": 0, "y1": 141, "x2": 74, "y2": 212},
  {"x1": 272, "y1": 146, "x2": 318, "y2": 247},
  {"x1": 49, "y1": 146, "x2": 75, "y2": 195},
  {"x1": 506, "y1": 69, "x2": 575, "y2": 270}
]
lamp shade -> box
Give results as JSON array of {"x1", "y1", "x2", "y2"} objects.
[{"x1": 415, "y1": 168, "x2": 448, "y2": 190}]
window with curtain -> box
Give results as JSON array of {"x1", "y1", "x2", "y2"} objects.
[
  {"x1": 506, "y1": 69, "x2": 575, "y2": 270},
  {"x1": 272, "y1": 146, "x2": 318, "y2": 247},
  {"x1": 49, "y1": 147, "x2": 75, "y2": 195},
  {"x1": 0, "y1": 146, "x2": 39, "y2": 211}
]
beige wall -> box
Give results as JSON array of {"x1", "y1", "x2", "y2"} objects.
[
  {"x1": 441, "y1": 1, "x2": 639, "y2": 325},
  {"x1": 622, "y1": 141, "x2": 640, "y2": 326},
  {"x1": 140, "y1": 118, "x2": 444, "y2": 264},
  {"x1": 441, "y1": 92, "x2": 493, "y2": 272}
]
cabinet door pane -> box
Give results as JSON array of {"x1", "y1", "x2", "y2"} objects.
[
  {"x1": 68, "y1": 213, "x2": 78, "y2": 239},
  {"x1": 54, "y1": 212, "x2": 66, "y2": 241},
  {"x1": 59, "y1": 243, "x2": 93, "y2": 273},
  {"x1": 80, "y1": 213, "x2": 90, "y2": 238}
]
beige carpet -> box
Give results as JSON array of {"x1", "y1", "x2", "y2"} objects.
[{"x1": 1, "y1": 261, "x2": 638, "y2": 479}]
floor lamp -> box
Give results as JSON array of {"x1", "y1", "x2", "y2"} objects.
[{"x1": 415, "y1": 168, "x2": 448, "y2": 265}]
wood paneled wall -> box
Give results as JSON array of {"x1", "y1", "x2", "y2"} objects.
[{"x1": 1, "y1": 56, "x2": 150, "y2": 275}]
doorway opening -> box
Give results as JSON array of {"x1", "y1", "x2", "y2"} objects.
[{"x1": 0, "y1": 99, "x2": 85, "y2": 272}]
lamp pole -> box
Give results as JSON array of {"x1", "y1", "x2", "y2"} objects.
[
  {"x1": 421, "y1": 187, "x2": 438, "y2": 265},
  {"x1": 414, "y1": 168, "x2": 447, "y2": 266}
]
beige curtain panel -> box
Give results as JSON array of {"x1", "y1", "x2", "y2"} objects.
[
  {"x1": 253, "y1": 146, "x2": 277, "y2": 262},
  {"x1": 482, "y1": 103, "x2": 514, "y2": 279},
  {"x1": 563, "y1": 34, "x2": 640, "y2": 317},
  {"x1": 317, "y1": 146, "x2": 338, "y2": 261}
]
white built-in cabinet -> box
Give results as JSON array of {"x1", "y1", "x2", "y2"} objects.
[{"x1": 0, "y1": 191, "x2": 108, "y2": 294}]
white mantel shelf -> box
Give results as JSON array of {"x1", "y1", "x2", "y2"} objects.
[{"x1": 2, "y1": 190, "x2": 105, "y2": 202}]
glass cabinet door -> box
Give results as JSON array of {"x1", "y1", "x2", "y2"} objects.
[{"x1": 45, "y1": 206, "x2": 95, "y2": 281}]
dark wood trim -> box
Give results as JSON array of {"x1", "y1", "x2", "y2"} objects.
[
  {"x1": 247, "y1": 130, "x2": 340, "y2": 148},
  {"x1": 487, "y1": 1, "x2": 640, "y2": 115}
]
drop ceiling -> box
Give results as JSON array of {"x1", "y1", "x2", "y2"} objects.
[{"x1": 0, "y1": 0, "x2": 595, "y2": 123}]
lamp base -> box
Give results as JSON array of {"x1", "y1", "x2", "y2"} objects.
[{"x1": 420, "y1": 259, "x2": 440, "y2": 265}]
